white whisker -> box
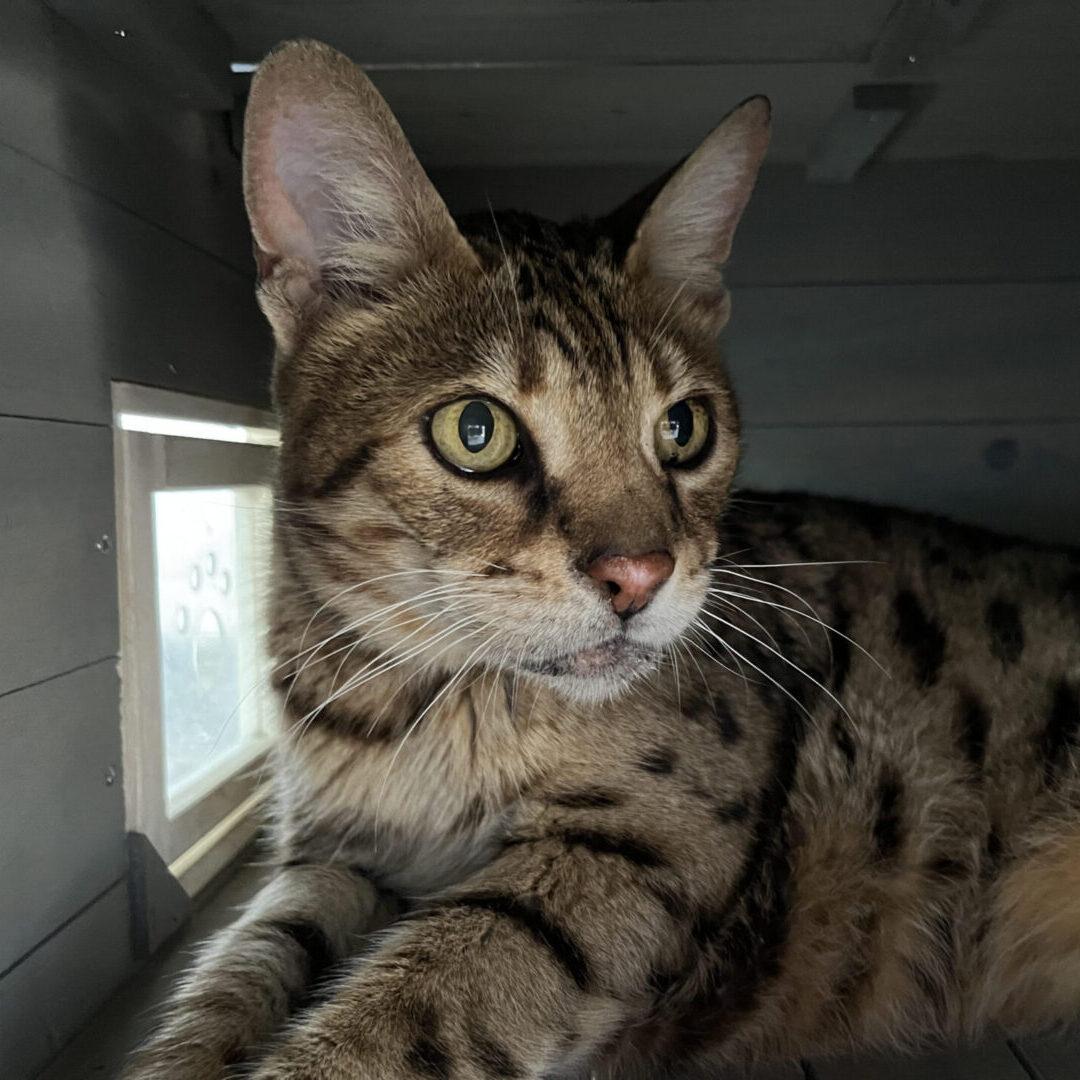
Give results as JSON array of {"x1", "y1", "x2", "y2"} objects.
[
  {"x1": 692, "y1": 618, "x2": 820, "y2": 729},
  {"x1": 698, "y1": 608, "x2": 850, "y2": 720}
]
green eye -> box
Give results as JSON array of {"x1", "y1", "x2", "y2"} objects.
[
  {"x1": 430, "y1": 398, "x2": 520, "y2": 473},
  {"x1": 655, "y1": 398, "x2": 709, "y2": 467}
]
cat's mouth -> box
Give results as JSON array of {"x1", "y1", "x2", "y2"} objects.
[{"x1": 521, "y1": 636, "x2": 658, "y2": 682}]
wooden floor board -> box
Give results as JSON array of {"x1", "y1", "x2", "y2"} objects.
[
  {"x1": 811, "y1": 1040, "x2": 1030, "y2": 1080},
  {"x1": 1013, "y1": 1029, "x2": 1080, "y2": 1080}
]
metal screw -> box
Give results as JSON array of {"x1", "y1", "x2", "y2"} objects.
[
  {"x1": 113, "y1": 28, "x2": 126, "y2": 38},
  {"x1": 104, "y1": 765, "x2": 118, "y2": 786},
  {"x1": 907, "y1": 54, "x2": 918, "y2": 64},
  {"x1": 95, "y1": 534, "x2": 111, "y2": 553}
]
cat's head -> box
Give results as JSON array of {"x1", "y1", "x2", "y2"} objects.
[{"x1": 244, "y1": 40, "x2": 769, "y2": 703}]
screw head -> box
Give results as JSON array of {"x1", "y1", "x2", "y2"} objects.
[
  {"x1": 95, "y1": 535, "x2": 111, "y2": 553},
  {"x1": 104, "y1": 764, "x2": 118, "y2": 786}
]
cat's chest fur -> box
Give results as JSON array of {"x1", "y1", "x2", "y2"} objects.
[{"x1": 271, "y1": 677, "x2": 560, "y2": 896}]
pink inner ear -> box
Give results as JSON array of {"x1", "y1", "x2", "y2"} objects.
[{"x1": 250, "y1": 107, "x2": 336, "y2": 272}]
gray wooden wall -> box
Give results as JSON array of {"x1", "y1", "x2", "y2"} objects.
[
  {"x1": 0, "y1": 4, "x2": 268, "y2": 1077},
  {"x1": 432, "y1": 160, "x2": 1080, "y2": 547}
]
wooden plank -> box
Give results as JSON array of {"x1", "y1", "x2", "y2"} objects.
[
  {"x1": 1013, "y1": 1029, "x2": 1080, "y2": 1080},
  {"x1": 727, "y1": 1063, "x2": 805, "y2": 1079},
  {"x1": 0, "y1": 879, "x2": 133, "y2": 1080},
  {"x1": 212, "y1": 0, "x2": 895, "y2": 66},
  {"x1": 886, "y1": 55, "x2": 1080, "y2": 161},
  {"x1": 0, "y1": 0, "x2": 250, "y2": 268},
  {"x1": 37, "y1": 862, "x2": 271, "y2": 1080},
  {"x1": 811, "y1": 1041, "x2": 1030, "y2": 1080},
  {"x1": 0, "y1": 662, "x2": 125, "y2": 974},
  {"x1": 725, "y1": 283, "x2": 1080, "y2": 427},
  {"x1": 46, "y1": 0, "x2": 233, "y2": 111},
  {"x1": 362, "y1": 62, "x2": 863, "y2": 167},
  {"x1": 732, "y1": 162, "x2": 1080, "y2": 286},
  {"x1": 738, "y1": 421, "x2": 1080, "y2": 547},
  {"x1": 215, "y1": 3, "x2": 1079, "y2": 168},
  {"x1": 430, "y1": 161, "x2": 1080, "y2": 285},
  {"x1": 0, "y1": 143, "x2": 270, "y2": 425},
  {"x1": 950, "y1": 0, "x2": 1080, "y2": 61},
  {"x1": 806, "y1": 84, "x2": 912, "y2": 183},
  {"x1": 0, "y1": 419, "x2": 117, "y2": 696}
]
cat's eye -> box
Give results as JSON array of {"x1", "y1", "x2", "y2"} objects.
[
  {"x1": 429, "y1": 398, "x2": 520, "y2": 474},
  {"x1": 654, "y1": 398, "x2": 710, "y2": 467}
]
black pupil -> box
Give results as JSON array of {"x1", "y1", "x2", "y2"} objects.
[
  {"x1": 666, "y1": 401, "x2": 694, "y2": 447},
  {"x1": 458, "y1": 401, "x2": 494, "y2": 453}
]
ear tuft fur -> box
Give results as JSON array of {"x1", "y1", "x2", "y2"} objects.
[
  {"x1": 243, "y1": 39, "x2": 477, "y2": 349},
  {"x1": 625, "y1": 96, "x2": 770, "y2": 329}
]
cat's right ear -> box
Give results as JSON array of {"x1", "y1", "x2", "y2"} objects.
[
  {"x1": 243, "y1": 39, "x2": 478, "y2": 350},
  {"x1": 624, "y1": 96, "x2": 770, "y2": 333}
]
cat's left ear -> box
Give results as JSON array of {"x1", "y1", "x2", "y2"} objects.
[
  {"x1": 624, "y1": 96, "x2": 770, "y2": 331},
  {"x1": 243, "y1": 39, "x2": 478, "y2": 350}
]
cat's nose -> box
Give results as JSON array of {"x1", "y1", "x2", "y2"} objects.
[{"x1": 586, "y1": 552, "x2": 675, "y2": 618}]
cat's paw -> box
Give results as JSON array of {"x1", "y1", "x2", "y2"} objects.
[
  {"x1": 250, "y1": 1013, "x2": 441, "y2": 1080},
  {"x1": 248, "y1": 1041, "x2": 365, "y2": 1080}
]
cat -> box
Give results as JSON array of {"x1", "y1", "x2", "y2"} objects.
[{"x1": 124, "y1": 38, "x2": 1080, "y2": 1080}]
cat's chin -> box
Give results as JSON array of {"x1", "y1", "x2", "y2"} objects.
[{"x1": 519, "y1": 638, "x2": 660, "y2": 702}]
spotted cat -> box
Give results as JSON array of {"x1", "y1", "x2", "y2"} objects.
[{"x1": 124, "y1": 39, "x2": 1080, "y2": 1080}]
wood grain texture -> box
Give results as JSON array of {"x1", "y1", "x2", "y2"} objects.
[
  {"x1": 0, "y1": 143, "x2": 270, "y2": 425},
  {"x1": 738, "y1": 421, "x2": 1080, "y2": 547},
  {"x1": 0, "y1": 878, "x2": 133, "y2": 1080},
  {"x1": 0, "y1": 661, "x2": 125, "y2": 974},
  {"x1": 0, "y1": 418, "x2": 117, "y2": 696}
]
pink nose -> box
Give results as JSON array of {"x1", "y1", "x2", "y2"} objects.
[{"x1": 586, "y1": 552, "x2": 675, "y2": 617}]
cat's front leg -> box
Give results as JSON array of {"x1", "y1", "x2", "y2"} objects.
[
  {"x1": 123, "y1": 864, "x2": 389, "y2": 1080},
  {"x1": 250, "y1": 836, "x2": 682, "y2": 1080}
]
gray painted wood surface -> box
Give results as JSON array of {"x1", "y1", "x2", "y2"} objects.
[
  {"x1": 726, "y1": 283, "x2": 1080, "y2": 426},
  {"x1": 0, "y1": 879, "x2": 133, "y2": 1080},
  {"x1": 739, "y1": 422, "x2": 1080, "y2": 547},
  {"x1": 0, "y1": 418, "x2": 117, "y2": 696},
  {"x1": 432, "y1": 161, "x2": 1080, "y2": 287},
  {"x1": 211, "y1": 0, "x2": 895, "y2": 66},
  {"x1": 3, "y1": 0, "x2": 250, "y2": 269},
  {"x1": 1013, "y1": 1030, "x2": 1080, "y2": 1079},
  {"x1": 0, "y1": 6, "x2": 272, "y2": 1074},
  {"x1": 0, "y1": 142, "x2": 270, "y2": 426},
  {"x1": 217, "y1": 0, "x2": 1080, "y2": 165},
  {"x1": 362, "y1": 61, "x2": 866, "y2": 167},
  {"x1": 0, "y1": 661, "x2": 125, "y2": 975},
  {"x1": 734, "y1": 1064, "x2": 805, "y2": 1079},
  {"x1": 812, "y1": 1041, "x2": 1031, "y2": 1079},
  {"x1": 36, "y1": 861, "x2": 268, "y2": 1080}
]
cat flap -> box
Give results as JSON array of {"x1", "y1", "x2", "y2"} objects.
[
  {"x1": 624, "y1": 97, "x2": 771, "y2": 328},
  {"x1": 243, "y1": 39, "x2": 478, "y2": 347}
]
